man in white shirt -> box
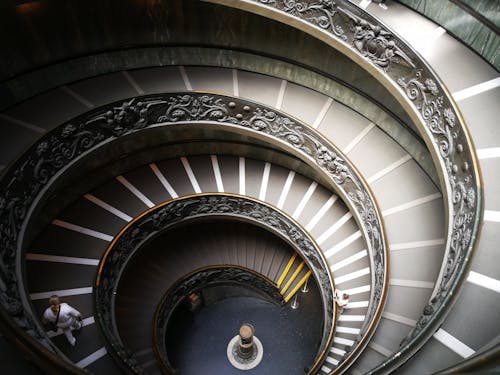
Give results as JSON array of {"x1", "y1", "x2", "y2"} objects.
[
  {"x1": 43, "y1": 295, "x2": 82, "y2": 346},
  {"x1": 334, "y1": 288, "x2": 349, "y2": 315}
]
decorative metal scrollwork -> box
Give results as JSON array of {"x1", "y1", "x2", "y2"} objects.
[
  {"x1": 256, "y1": 0, "x2": 414, "y2": 72},
  {"x1": 95, "y1": 194, "x2": 335, "y2": 374},
  {"x1": 220, "y1": 0, "x2": 481, "y2": 372},
  {"x1": 0, "y1": 92, "x2": 387, "y2": 374},
  {"x1": 0, "y1": 0, "x2": 482, "y2": 373},
  {"x1": 397, "y1": 71, "x2": 478, "y2": 346},
  {"x1": 153, "y1": 266, "x2": 284, "y2": 373},
  {"x1": 280, "y1": 0, "x2": 346, "y2": 39},
  {"x1": 86, "y1": 98, "x2": 166, "y2": 136}
]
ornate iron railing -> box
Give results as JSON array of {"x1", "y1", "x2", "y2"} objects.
[
  {"x1": 95, "y1": 194, "x2": 334, "y2": 374},
  {"x1": 0, "y1": 92, "x2": 387, "y2": 373},
  {"x1": 152, "y1": 266, "x2": 286, "y2": 373},
  {"x1": 203, "y1": 0, "x2": 482, "y2": 373}
]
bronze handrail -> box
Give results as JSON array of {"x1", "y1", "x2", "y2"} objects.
[
  {"x1": 95, "y1": 194, "x2": 335, "y2": 374},
  {"x1": 204, "y1": 1, "x2": 482, "y2": 373},
  {"x1": 0, "y1": 92, "x2": 387, "y2": 374}
]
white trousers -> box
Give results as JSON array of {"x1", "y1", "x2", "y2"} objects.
[
  {"x1": 59, "y1": 317, "x2": 81, "y2": 344},
  {"x1": 62, "y1": 326, "x2": 75, "y2": 344}
]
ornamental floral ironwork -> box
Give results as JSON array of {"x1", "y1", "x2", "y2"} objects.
[
  {"x1": 158, "y1": 95, "x2": 230, "y2": 123},
  {"x1": 229, "y1": 0, "x2": 481, "y2": 372},
  {"x1": 0, "y1": 0, "x2": 481, "y2": 372},
  {"x1": 0, "y1": 89, "x2": 387, "y2": 375},
  {"x1": 343, "y1": 8, "x2": 415, "y2": 71},
  {"x1": 257, "y1": 0, "x2": 414, "y2": 72},
  {"x1": 0, "y1": 92, "x2": 387, "y2": 374},
  {"x1": 95, "y1": 195, "x2": 334, "y2": 374},
  {"x1": 398, "y1": 71, "x2": 478, "y2": 346},
  {"x1": 153, "y1": 266, "x2": 284, "y2": 373},
  {"x1": 87, "y1": 98, "x2": 166, "y2": 136},
  {"x1": 258, "y1": 0, "x2": 347, "y2": 39}
]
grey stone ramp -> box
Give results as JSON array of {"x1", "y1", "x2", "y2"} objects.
[
  {"x1": 348, "y1": 1, "x2": 500, "y2": 373},
  {"x1": 114, "y1": 219, "x2": 298, "y2": 367},
  {"x1": 10, "y1": 65, "x2": 459, "y2": 373},
  {"x1": 127, "y1": 66, "x2": 187, "y2": 94}
]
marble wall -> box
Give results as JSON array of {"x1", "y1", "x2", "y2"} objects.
[{"x1": 397, "y1": 0, "x2": 499, "y2": 70}]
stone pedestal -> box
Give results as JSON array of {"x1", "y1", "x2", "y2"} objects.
[{"x1": 227, "y1": 324, "x2": 263, "y2": 370}]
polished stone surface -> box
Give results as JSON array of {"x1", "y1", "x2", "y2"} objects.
[
  {"x1": 397, "y1": 0, "x2": 500, "y2": 69},
  {"x1": 166, "y1": 284, "x2": 323, "y2": 375}
]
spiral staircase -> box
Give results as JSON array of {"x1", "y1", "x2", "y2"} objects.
[{"x1": 0, "y1": 1, "x2": 499, "y2": 374}]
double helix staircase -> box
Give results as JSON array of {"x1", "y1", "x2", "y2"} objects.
[
  {"x1": 0, "y1": 1, "x2": 498, "y2": 374},
  {"x1": 21, "y1": 64, "x2": 439, "y2": 373},
  {"x1": 115, "y1": 218, "x2": 317, "y2": 373}
]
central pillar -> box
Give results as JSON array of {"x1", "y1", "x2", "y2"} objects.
[
  {"x1": 227, "y1": 323, "x2": 263, "y2": 370},
  {"x1": 237, "y1": 324, "x2": 255, "y2": 359}
]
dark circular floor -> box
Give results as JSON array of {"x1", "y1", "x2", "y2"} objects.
[{"x1": 166, "y1": 283, "x2": 324, "y2": 375}]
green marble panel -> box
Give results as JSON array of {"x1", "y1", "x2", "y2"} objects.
[
  {"x1": 0, "y1": 0, "x2": 440, "y2": 185},
  {"x1": 0, "y1": 47, "x2": 438, "y2": 187},
  {"x1": 460, "y1": 0, "x2": 500, "y2": 29},
  {"x1": 0, "y1": 0, "x2": 413, "y2": 128},
  {"x1": 397, "y1": 0, "x2": 500, "y2": 70}
]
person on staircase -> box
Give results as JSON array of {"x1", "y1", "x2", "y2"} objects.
[
  {"x1": 43, "y1": 295, "x2": 83, "y2": 346},
  {"x1": 334, "y1": 288, "x2": 349, "y2": 315}
]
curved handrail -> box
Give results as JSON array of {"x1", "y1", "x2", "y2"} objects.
[
  {"x1": 152, "y1": 266, "x2": 286, "y2": 374},
  {"x1": 203, "y1": 0, "x2": 482, "y2": 373},
  {"x1": 434, "y1": 342, "x2": 500, "y2": 374},
  {"x1": 95, "y1": 194, "x2": 335, "y2": 374},
  {"x1": 0, "y1": 92, "x2": 387, "y2": 373}
]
